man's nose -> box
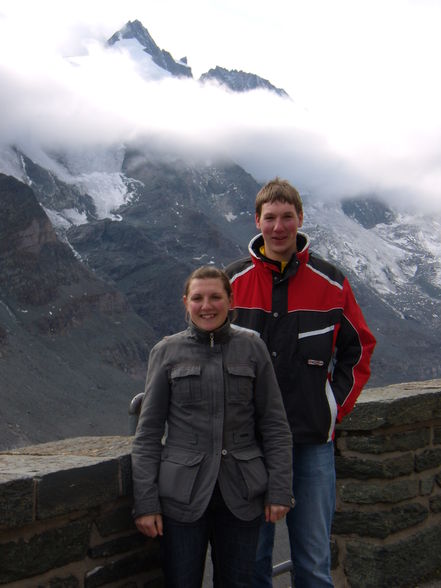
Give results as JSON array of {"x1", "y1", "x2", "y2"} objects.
[{"x1": 273, "y1": 217, "x2": 283, "y2": 230}]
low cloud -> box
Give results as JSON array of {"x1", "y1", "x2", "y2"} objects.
[{"x1": 0, "y1": 15, "x2": 440, "y2": 213}]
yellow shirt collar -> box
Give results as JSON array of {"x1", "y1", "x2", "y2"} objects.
[{"x1": 259, "y1": 245, "x2": 288, "y2": 272}]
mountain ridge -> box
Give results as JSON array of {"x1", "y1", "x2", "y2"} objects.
[{"x1": 0, "y1": 19, "x2": 440, "y2": 450}]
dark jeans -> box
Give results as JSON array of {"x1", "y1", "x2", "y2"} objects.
[{"x1": 161, "y1": 483, "x2": 262, "y2": 588}]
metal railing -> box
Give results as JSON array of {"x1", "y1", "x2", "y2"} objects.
[{"x1": 273, "y1": 559, "x2": 294, "y2": 584}]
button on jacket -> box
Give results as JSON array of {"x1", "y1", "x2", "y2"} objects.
[{"x1": 132, "y1": 320, "x2": 293, "y2": 523}]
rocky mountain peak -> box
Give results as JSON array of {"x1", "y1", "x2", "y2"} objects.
[
  {"x1": 108, "y1": 19, "x2": 192, "y2": 78},
  {"x1": 199, "y1": 65, "x2": 289, "y2": 97},
  {"x1": 341, "y1": 195, "x2": 395, "y2": 229},
  {"x1": 108, "y1": 19, "x2": 159, "y2": 55}
]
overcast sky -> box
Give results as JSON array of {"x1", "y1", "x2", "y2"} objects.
[{"x1": 1, "y1": 0, "x2": 440, "y2": 210}]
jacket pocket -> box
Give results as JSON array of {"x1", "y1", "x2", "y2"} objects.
[
  {"x1": 170, "y1": 364, "x2": 202, "y2": 405},
  {"x1": 158, "y1": 449, "x2": 204, "y2": 505},
  {"x1": 231, "y1": 446, "x2": 268, "y2": 500},
  {"x1": 226, "y1": 364, "x2": 255, "y2": 405}
]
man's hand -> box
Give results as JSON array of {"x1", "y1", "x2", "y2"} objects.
[
  {"x1": 265, "y1": 504, "x2": 290, "y2": 523},
  {"x1": 135, "y1": 513, "x2": 163, "y2": 538}
]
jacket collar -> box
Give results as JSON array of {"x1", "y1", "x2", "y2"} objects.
[
  {"x1": 249, "y1": 232, "x2": 310, "y2": 273},
  {"x1": 187, "y1": 319, "x2": 232, "y2": 346}
]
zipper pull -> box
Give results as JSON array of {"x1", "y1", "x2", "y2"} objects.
[{"x1": 210, "y1": 332, "x2": 214, "y2": 348}]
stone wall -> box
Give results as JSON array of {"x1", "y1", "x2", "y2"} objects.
[
  {"x1": 1, "y1": 379, "x2": 441, "y2": 587},
  {"x1": 332, "y1": 379, "x2": 441, "y2": 587},
  {"x1": 0, "y1": 437, "x2": 162, "y2": 587}
]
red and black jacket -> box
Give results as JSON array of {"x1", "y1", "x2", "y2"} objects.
[{"x1": 225, "y1": 232, "x2": 376, "y2": 444}]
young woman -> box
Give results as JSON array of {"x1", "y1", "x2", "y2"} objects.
[{"x1": 132, "y1": 266, "x2": 294, "y2": 588}]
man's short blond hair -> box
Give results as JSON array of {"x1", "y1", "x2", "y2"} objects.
[{"x1": 255, "y1": 178, "x2": 303, "y2": 218}]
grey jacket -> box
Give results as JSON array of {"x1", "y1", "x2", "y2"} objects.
[{"x1": 132, "y1": 321, "x2": 294, "y2": 522}]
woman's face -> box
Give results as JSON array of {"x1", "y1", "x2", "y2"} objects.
[{"x1": 184, "y1": 277, "x2": 232, "y2": 332}]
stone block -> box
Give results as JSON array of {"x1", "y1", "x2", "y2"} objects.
[
  {"x1": 95, "y1": 504, "x2": 136, "y2": 537},
  {"x1": 343, "y1": 428, "x2": 430, "y2": 454},
  {"x1": 37, "y1": 460, "x2": 120, "y2": 519},
  {"x1": 119, "y1": 453, "x2": 133, "y2": 497},
  {"x1": 434, "y1": 426, "x2": 441, "y2": 445},
  {"x1": 340, "y1": 383, "x2": 441, "y2": 431},
  {"x1": 84, "y1": 546, "x2": 161, "y2": 588},
  {"x1": 0, "y1": 518, "x2": 91, "y2": 584},
  {"x1": 332, "y1": 503, "x2": 428, "y2": 538},
  {"x1": 415, "y1": 447, "x2": 441, "y2": 472},
  {"x1": 335, "y1": 453, "x2": 414, "y2": 479},
  {"x1": 35, "y1": 574, "x2": 80, "y2": 587},
  {"x1": 0, "y1": 475, "x2": 34, "y2": 530},
  {"x1": 88, "y1": 532, "x2": 147, "y2": 558},
  {"x1": 430, "y1": 495, "x2": 441, "y2": 512},
  {"x1": 344, "y1": 524, "x2": 441, "y2": 587},
  {"x1": 330, "y1": 538, "x2": 339, "y2": 570},
  {"x1": 339, "y1": 479, "x2": 419, "y2": 504},
  {"x1": 420, "y1": 474, "x2": 435, "y2": 495}
]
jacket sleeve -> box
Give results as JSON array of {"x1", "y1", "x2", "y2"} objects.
[
  {"x1": 331, "y1": 278, "x2": 376, "y2": 421},
  {"x1": 131, "y1": 342, "x2": 170, "y2": 518},
  {"x1": 252, "y1": 336, "x2": 294, "y2": 507}
]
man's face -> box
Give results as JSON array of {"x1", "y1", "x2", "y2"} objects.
[{"x1": 256, "y1": 200, "x2": 303, "y2": 262}]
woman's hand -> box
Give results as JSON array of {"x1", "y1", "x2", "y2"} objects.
[
  {"x1": 135, "y1": 513, "x2": 163, "y2": 538},
  {"x1": 265, "y1": 504, "x2": 290, "y2": 523}
]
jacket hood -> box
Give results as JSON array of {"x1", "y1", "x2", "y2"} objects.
[{"x1": 248, "y1": 232, "x2": 310, "y2": 271}]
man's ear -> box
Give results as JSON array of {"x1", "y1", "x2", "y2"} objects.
[
  {"x1": 298, "y1": 211, "x2": 304, "y2": 227},
  {"x1": 255, "y1": 213, "x2": 261, "y2": 229}
]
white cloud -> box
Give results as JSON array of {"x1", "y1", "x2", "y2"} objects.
[{"x1": 0, "y1": 0, "x2": 440, "y2": 211}]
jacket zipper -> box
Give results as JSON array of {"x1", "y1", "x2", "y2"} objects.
[{"x1": 210, "y1": 332, "x2": 214, "y2": 348}]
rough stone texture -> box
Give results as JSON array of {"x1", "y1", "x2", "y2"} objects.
[
  {"x1": 339, "y1": 479, "x2": 420, "y2": 504},
  {"x1": 335, "y1": 452, "x2": 414, "y2": 479},
  {"x1": 342, "y1": 427, "x2": 431, "y2": 454},
  {"x1": 420, "y1": 474, "x2": 436, "y2": 495},
  {"x1": 37, "y1": 459, "x2": 120, "y2": 519},
  {"x1": 332, "y1": 503, "x2": 428, "y2": 538},
  {"x1": 0, "y1": 475, "x2": 34, "y2": 530},
  {"x1": 0, "y1": 518, "x2": 91, "y2": 584},
  {"x1": 94, "y1": 504, "x2": 136, "y2": 537},
  {"x1": 84, "y1": 548, "x2": 162, "y2": 588},
  {"x1": 339, "y1": 380, "x2": 441, "y2": 431},
  {"x1": 35, "y1": 575, "x2": 80, "y2": 588},
  {"x1": 415, "y1": 448, "x2": 441, "y2": 472},
  {"x1": 430, "y1": 495, "x2": 441, "y2": 513},
  {"x1": 7, "y1": 436, "x2": 133, "y2": 457},
  {"x1": 88, "y1": 532, "x2": 147, "y2": 558},
  {"x1": 345, "y1": 525, "x2": 441, "y2": 588}
]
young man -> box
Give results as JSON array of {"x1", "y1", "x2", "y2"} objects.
[{"x1": 225, "y1": 178, "x2": 376, "y2": 588}]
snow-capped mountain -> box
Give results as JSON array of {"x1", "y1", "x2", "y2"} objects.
[
  {"x1": 0, "y1": 19, "x2": 440, "y2": 448},
  {"x1": 107, "y1": 19, "x2": 192, "y2": 79},
  {"x1": 107, "y1": 20, "x2": 289, "y2": 95}
]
